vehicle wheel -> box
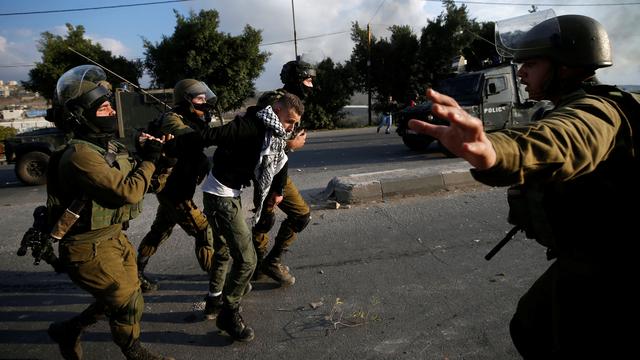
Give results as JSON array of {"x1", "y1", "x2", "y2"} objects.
[
  {"x1": 402, "y1": 133, "x2": 434, "y2": 151},
  {"x1": 15, "y1": 151, "x2": 49, "y2": 185}
]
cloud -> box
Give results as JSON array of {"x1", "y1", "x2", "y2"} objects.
[
  {"x1": 0, "y1": 36, "x2": 7, "y2": 52},
  {"x1": 88, "y1": 35, "x2": 130, "y2": 57}
]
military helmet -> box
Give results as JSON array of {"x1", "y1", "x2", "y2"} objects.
[
  {"x1": 173, "y1": 79, "x2": 217, "y2": 106},
  {"x1": 510, "y1": 15, "x2": 612, "y2": 69},
  {"x1": 53, "y1": 65, "x2": 112, "y2": 131},
  {"x1": 56, "y1": 65, "x2": 111, "y2": 111},
  {"x1": 280, "y1": 60, "x2": 316, "y2": 86}
]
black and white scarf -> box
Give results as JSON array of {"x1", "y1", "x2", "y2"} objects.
[{"x1": 254, "y1": 105, "x2": 288, "y2": 221}]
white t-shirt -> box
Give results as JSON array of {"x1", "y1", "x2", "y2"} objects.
[{"x1": 201, "y1": 172, "x2": 242, "y2": 198}]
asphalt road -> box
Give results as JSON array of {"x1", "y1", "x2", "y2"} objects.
[{"x1": 0, "y1": 127, "x2": 548, "y2": 359}]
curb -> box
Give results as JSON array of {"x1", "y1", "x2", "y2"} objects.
[{"x1": 322, "y1": 162, "x2": 478, "y2": 204}]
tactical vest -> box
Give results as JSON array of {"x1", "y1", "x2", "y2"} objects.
[{"x1": 47, "y1": 139, "x2": 143, "y2": 234}]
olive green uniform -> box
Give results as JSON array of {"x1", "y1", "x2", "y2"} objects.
[
  {"x1": 138, "y1": 112, "x2": 214, "y2": 273},
  {"x1": 472, "y1": 88, "x2": 639, "y2": 358},
  {"x1": 50, "y1": 139, "x2": 155, "y2": 351}
]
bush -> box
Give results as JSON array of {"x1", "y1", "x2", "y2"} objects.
[{"x1": 0, "y1": 126, "x2": 18, "y2": 141}]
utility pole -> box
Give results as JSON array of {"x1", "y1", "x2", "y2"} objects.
[
  {"x1": 291, "y1": 0, "x2": 299, "y2": 60},
  {"x1": 367, "y1": 23, "x2": 372, "y2": 126}
]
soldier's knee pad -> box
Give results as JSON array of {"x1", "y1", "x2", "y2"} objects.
[
  {"x1": 287, "y1": 212, "x2": 311, "y2": 233},
  {"x1": 254, "y1": 211, "x2": 276, "y2": 233}
]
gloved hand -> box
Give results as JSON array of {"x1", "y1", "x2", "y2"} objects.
[{"x1": 139, "y1": 138, "x2": 163, "y2": 164}]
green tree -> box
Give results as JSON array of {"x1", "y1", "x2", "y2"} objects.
[
  {"x1": 416, "y1": 0, "x2": 475, "y2": 85},
  {"x1": 304, "y1": 58, "x2": 355, "y2": 129},
  {"x1": 348, "y1": 23, "x2": 419, "y2": 104},
  {"x1": 144, "y1": 9, "x2": 269, "y2": 112},
  {"x1": 23, "y1": 24, "x2": 143, "y2": 101}
]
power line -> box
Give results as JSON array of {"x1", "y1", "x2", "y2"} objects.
[
  {"x1": 424, "y1": 0, "x2": 640, "y2": 6},
  {"x1": 369, "y1": 0, "x2": 388, "y2": 24},
  {"x1": 260, "y1": 30, "x2": 350, "y2": 47},
  {"x1": 0, "y1": 0, "x2": 194, "y2": 16}
]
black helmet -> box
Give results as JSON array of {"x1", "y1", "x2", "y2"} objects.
[
  {"x1": 506, "y1": 14, "x2": 612, "y2": 69},
  {"x1": 53, "y1": 65, "x2": 112, "y2": 132},
  {"x1": 173, "y1": 79, "x2": 217, "y2": 107},
  {"x1": 280, "y1": 60, "x2": 316, "y2": 99},
  {"x1": 280, "y1": 60, "x2": 316, "y2": 86}
]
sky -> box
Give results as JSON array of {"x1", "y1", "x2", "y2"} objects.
[{"x1": 1, "y1": 0, "x2": 639, "y2": 92}]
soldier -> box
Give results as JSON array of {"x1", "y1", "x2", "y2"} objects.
[
  {"x1": 136, "y1": 79, "x2": 216, "y2": 292},
  {"x1": 409, "y1": 14, "x2": 638, "y2": 358},
  {"x1": 192, "y1": 93, "x2": 305, "y2": 341},
  {"x1": 249, "y1": 59, "x2": 315, "y2": 287},
  {"x1": 45, "y1": 65, "x2": 172, "y2": 359}
]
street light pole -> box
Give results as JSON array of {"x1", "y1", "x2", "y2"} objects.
[
  {"x1": 291, "y1": 0, "x2": 299, "y2": 60},
  {"x1": 367, "y1": 23, "x2": 372, "y2": 126}
]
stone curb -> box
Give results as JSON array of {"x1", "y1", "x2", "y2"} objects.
[{"x1": 322, "y1": 161, "x2": 478, "y2": 204}]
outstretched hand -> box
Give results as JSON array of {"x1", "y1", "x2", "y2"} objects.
[{"x1": 408, "y1": 89, "x2": 497, "y2": 170}]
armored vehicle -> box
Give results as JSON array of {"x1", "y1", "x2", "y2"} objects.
[
  {"x1": 396, "y1": 64, "x2": 552, "y2": 151},
  {"x1": 3, "y1": 88, "x2": 173, "y2": 185}
]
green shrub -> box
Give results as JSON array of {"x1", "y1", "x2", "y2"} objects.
[{"x1": 0, "y1": 126, "x2": 18, "y2": 141}]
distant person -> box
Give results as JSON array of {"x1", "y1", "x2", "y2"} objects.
[
  {"x1": 377, "y1": 95, "x2": 398, "y2": 134},
  {"x1": 409, "y1": 14, "x2": 639, "y2": 358}
]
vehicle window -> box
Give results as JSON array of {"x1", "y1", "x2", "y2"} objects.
[{"x1": 487, "y1": 77, "x2": 507, "y2": 93}]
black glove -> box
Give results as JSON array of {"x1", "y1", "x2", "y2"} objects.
[{"x1": 139, "y1": 139, "x2": 163, "y2": 164}]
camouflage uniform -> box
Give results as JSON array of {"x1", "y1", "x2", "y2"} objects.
[
  {"x1": 472, "y1": 88, "x2": 639, "y2": 358},
  {"x1": 137, "y1": 110, "x2": 214, "y2": 291}
]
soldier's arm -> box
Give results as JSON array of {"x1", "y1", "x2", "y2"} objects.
[
  {"x1": 472, "y1": 96, "x2": 622, "y2": 186},
  {"x1": 160, "y1": 112, "x2": 193, "y2": 136},
  {"x1": 64, "y1": 144, "x2": 155, "y2": 206}
]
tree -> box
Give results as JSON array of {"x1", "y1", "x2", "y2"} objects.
[
  {"x1": 348, "y1": 23, "x2": 419, "y2": 105},
  {"x1": 304, "y1": 58, "x2": 355, "y2": 129},
  {"x1": 144, "y1": 9, "x2": 269, "y2": 112},
  {"x1": 416, "y1": 0, "x2": 476, "y2": 85},
  {"x1": 23, "y1": 24, "x2": 143, "y2": 101}
]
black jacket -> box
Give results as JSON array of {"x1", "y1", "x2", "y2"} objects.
[{"x1": 199, "y1": 110, "x2": 288, "y2": 194}]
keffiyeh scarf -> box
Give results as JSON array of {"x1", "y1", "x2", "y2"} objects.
[{"x1": 254, "y1": 105, "x2": 288, "y2": 221}]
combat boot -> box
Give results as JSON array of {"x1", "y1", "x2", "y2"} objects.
[
  {"x1": 137, "y1": 256, "x2": 158, "y2": 293},
  {"x1": 203, "y1": 294, "x2": 222, "y2": 320},
  {"x1": 48, "y1": 320, "x2": 84, "y2": 360},
  {"x1": 216, "y1": 306, "x2": 254, "y2": 342},
  {"x1": 204, "y1": 283, "x2": 251, "y2": 320},
  {"x1": 122, "y1": 340, "x2": 174, "y2": 360},
  {"x1": 262, "y1": 249, "x2": 295, "y2": 286}
]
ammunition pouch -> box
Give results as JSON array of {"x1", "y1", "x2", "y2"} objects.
[{"x1": 507, "y1": 185, "x2": 556, "y2": 249}]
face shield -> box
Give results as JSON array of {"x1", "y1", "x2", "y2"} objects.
[
  {"x1": 495, "y1": 9, "x2": 559, "y2": 61},
  {"x1": 55, "y1": 65, "x2": 110, "y2": 108},
  {"x1": 184, "y1": 81, "x2": 217, "y2": 108}
]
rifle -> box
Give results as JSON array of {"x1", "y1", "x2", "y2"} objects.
[{"x1": 17, "y1": 199, "x2": 86, "y2": 273}]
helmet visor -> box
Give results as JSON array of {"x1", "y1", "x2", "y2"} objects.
[
  {"x1": 495, "y1": 9, "x2": 558, "y2": 58},
  {"x1": 184, "y1": 81, "x2": 217, "y2": 106},
  {"x1": 55, "y1": 65, "x2": 107, "y2": 105}
]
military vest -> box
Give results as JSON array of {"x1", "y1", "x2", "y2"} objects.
[{"x1": 47, "y1": 139, "x2": 143, "y2": 234}]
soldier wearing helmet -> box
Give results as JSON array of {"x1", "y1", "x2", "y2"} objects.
[
  {"x1": 45, "y1": 65, "x2": 172, "y2": 359},
  {"x1": 237, "y1": 59, "x2": 315, "y2": 290},
  {"x1": 136, "y1": 79, "x2": 216, "y2": 293},
  {"x1": 409, "y1": 12, "x2": 639, "y2": 358}
]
